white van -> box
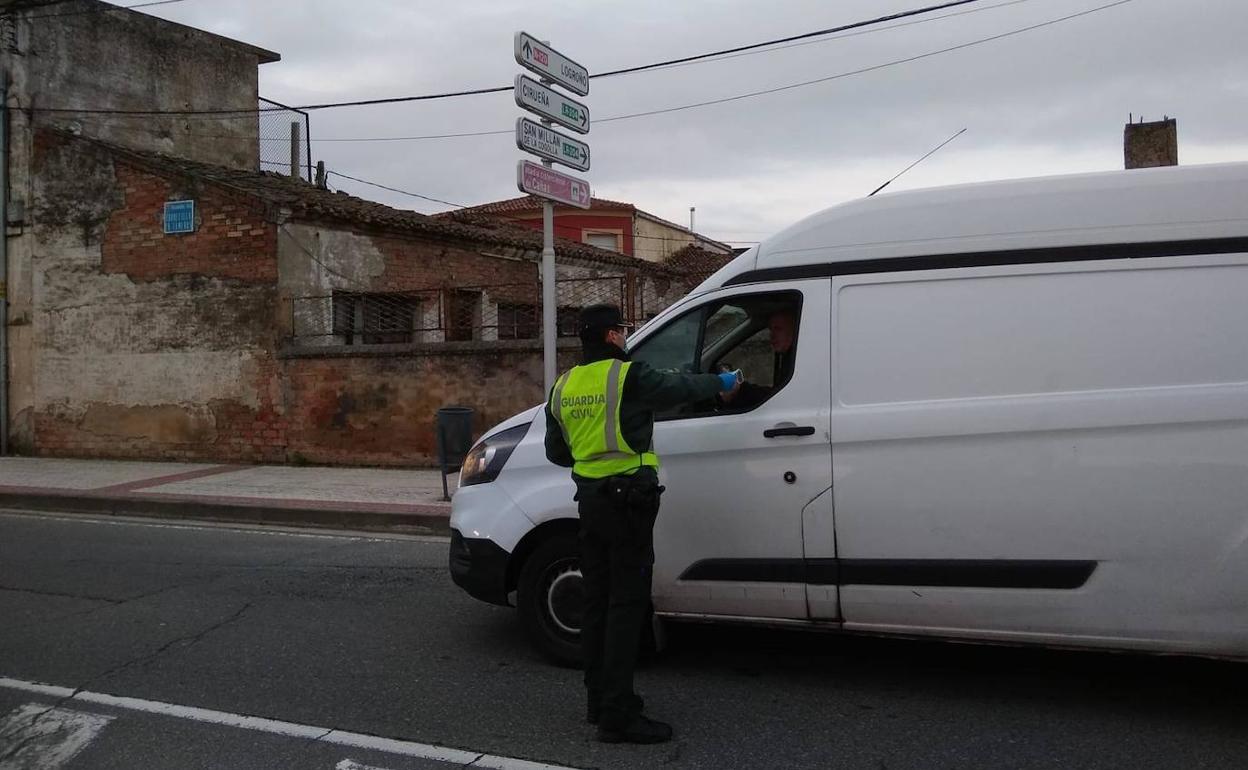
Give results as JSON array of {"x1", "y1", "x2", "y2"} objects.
[{"x1": 449, "y1": 162, "x2": 1248, "y2": 665}]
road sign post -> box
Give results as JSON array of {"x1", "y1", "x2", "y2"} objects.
[
  {"x1": 516, "y1": 161, "x2": 591, "y2": 208},
  {"x1": 515, "y1": 118, "x2": 590, "y2": 172},
  {"x1": 513, "y1": 34, "x2": 591, "y2": 391},
  {"x1": 514, "y1": 32, "x2": 589, "y2": 96},
  {"x1": 514, "y1": 75, "x2": 590, "y2": 135}
]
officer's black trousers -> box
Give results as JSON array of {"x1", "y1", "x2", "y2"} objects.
[{"x1": 577, "y1": 468, "x2": 661, "y2": 730}]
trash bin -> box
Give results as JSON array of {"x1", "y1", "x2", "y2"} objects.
[{"x1": 435, "y1": 406, "x2": 475, "y2": 501}]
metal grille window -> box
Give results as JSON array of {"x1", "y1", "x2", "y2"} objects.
[
  {"x1": 446, "y1": 290, "x2": 482, "y2": 342},
  {"x1": 290, "y1": 276, "x2": 637, "y2": 348},
  {"x1": 332, "y1": 292, "x2": 418, "y2": 345},
  {"x1": 557, "y1": 307, "x2": 581, "y2": 338},
  {"x1": 497, "y1": 303, "x2": 539, "y2": 340}
]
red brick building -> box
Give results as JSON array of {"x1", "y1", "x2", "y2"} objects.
[
  {"x1": 441, "y1": 196, "x2": 734, "y2": 263},
  {"x1": 24, "y1": 131, "x2": 700, "y2": 466}
]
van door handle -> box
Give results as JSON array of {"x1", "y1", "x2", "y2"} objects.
[{"x1": 763, "y1": 426, "x2": 816, "y2": 438}]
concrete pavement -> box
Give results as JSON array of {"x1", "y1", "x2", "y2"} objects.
[
  {"x1": 0, "y1": 457, "x2": 454, "y2": 534},
  {"x1": 3, "y1": 510, "x2": 1247, "y2": 769}
]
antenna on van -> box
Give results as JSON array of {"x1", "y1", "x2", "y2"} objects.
[{"x1": 868, "y1": 128, "x2": 967, "y2": 197}]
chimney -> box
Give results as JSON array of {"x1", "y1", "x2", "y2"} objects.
[
  {"x1": 1124, "y1": 116, "x2": 1178, "y2": 169},
  {"x1": 689, "y1": 206, "x2": 696, "y2": 233}
]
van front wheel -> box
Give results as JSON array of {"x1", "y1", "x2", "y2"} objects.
[{"x1": 517, "y1": 534, "x2": 584, "y2": 668}]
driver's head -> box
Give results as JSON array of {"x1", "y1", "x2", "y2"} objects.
[{"x1": 768, "y1": 310, "x2": 797, "y2": 353}]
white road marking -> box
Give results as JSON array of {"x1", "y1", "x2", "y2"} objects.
[
  {"x1": 0, "y1": 510, "x2": 449, "y2": 544},
  {"x1": 337, "y1": 760, "x2": 392, "y2": 770},
  {"x1": 0, "y1": 703, "x2": 113, "y2": 770},
  {"x1": 0, "y1": 678, "x2": 580, "y2": 770}
]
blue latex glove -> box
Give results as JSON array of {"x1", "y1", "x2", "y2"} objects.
[{"x1": 718, "y1": 370, "x2": 740, "y2": 392}]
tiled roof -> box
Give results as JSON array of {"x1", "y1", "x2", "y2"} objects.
[
  {"x1": 439, "y1": 195, "x2": 637, "y2": 217},
  {"x1": 443, "y1": 195, "x2": 733, "y2": 253},
  {"x1": 662, "y1": 244, "x2": 736, "y2": 276},
  {"x1": 68, "y1": 134, "x2": 667, "y2": 273}
]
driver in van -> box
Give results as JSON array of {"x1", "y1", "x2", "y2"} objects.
[{"x1": 719, "y1": 308, "x2": 798, "y2": 411}]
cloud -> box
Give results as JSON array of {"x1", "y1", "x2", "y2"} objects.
[{"x1": 143, "y1": 0, "x2": 1248, "y2": 237}]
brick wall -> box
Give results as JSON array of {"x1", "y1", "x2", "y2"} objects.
[
  {"x1": 102, "y1": 161, "x2": 277, "y2": 283},
  {"x1": 373, "y1": 234, "x2": 538, "y2": 290},
  {"x1": 34, "y1": 351, "x2": 287, "y2": 464},
  {"x1": 280, "y1": 344, "x2": 580, "y2": 466}
]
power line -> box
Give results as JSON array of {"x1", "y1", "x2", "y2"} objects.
[
  {"x1": 25, "y1": 0, "x2": 992, "y2": 117},
  {"x1": 642, "y1": 0, "x2": 1037, "y2": 75},
  {"x1": 328, "y1": 171, "x2": 463, "y2": 210},
  {"x1": 593, "y1": 0, "x2": 987, "y2": 79},
  {"x1": 326, "y1": 170, "x2": 744, "y2": 248},
  {"x1": 33, "y1": 0, "x2": 1027, "y2": 132},
  {"x1": 594, "y1": 0, "x2": 1133, "y2": 124},
  {"x1": 76, "y1": 0, "x2": 1126, "y2": 143},
  {"x1": 21, "y1": 0, "x2": 188, "y2": 19},
  {"x1": 259, "y1": 0, "x2": 1133, "y2": 144}
]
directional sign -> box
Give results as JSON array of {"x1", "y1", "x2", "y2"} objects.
[
  {"x1": 515, "y1": 118, "x2": 590, "y2": 172},
  {"x1": 517, "y1": 160, "x2": 591, "y2": 209},
  {"x1": 514, "y1": 32, "x2": 589, "y2": 96},
  {"x1": 514, "y1": 74, "x2": 590, "y2": 135}
]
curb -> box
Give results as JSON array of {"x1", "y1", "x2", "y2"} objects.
[{"x1": 0, "y1": 490, "x2": 452, "y2": 535}]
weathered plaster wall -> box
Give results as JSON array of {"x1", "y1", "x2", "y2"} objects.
[
  {"x1": 29, "y1": 133, "x2": 284, "y2": 461},
  {"x1": 2, "y1": 0, "x2": 269, "y2": 171},
  {"x1": 634, "y1": 214, "x2": 694, "y2": 263},
  {"x1": 1, "y1": 0, "x2": 277, "y2": 453}
]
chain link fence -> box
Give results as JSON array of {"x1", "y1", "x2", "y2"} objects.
[
  {"x1": 258, "y1": 97, "x2": 311, "y2": 182},
  {"x1": 289, "y1": 276, "x2": 635, "y2": 347}
]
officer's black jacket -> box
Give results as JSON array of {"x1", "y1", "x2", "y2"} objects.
[{"x1": 544, "y1": 340, "x2": 722, "y2": 472}]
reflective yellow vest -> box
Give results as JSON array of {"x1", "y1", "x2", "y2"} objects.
[{"x1": 549, "y1": 359, "x2": 659, "y2": 479}]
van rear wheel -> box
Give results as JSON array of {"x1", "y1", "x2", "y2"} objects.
[{"x1": 517, "y1": 534, "x2": 584, "y2": 668}]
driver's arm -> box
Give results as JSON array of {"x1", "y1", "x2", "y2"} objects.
[{"x1": 720, "y1": 381, "x2": 771, "y2": 410}]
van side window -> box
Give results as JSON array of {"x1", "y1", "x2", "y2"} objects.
[{"x1": 630, "y1": 291, "x2": 802, "y2": 419}]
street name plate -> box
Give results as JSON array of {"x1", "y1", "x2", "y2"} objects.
[
  {"x1": 516, "y1": 160, "x2": 591, "y2": 209},
  {"x1": 514, "y1": 32, "x2": 590, "y2": 96},
  {"x1": 163, "y1": 200, "x2": 195, "y2": 234},
  {"x1": 515, "y1": 117, "x2": 591, "y2": 172},
  {"x1": 514, "y1": 74, "x2": 590, "y2": 134}
]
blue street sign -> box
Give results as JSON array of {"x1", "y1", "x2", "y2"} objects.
[{"x1": 163, "y1": 200, "x2": 195, "y2": 234}]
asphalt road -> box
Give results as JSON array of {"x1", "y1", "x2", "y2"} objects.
[{"x1": 2, "y1": 509, "x2": 1246, "y2": 770}]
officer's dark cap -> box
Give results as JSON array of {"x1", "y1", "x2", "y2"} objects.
[{"x1": 579, "y1": 304, "x2": 634, "y2": 333}]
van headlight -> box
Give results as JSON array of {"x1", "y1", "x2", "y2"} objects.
[{"x1": 459, "y1": 423, "x2": 530, "y2": 488}]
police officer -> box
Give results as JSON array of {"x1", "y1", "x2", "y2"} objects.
[{"x1": 545, "y1": 304, "x2": 739, "y2": 744}]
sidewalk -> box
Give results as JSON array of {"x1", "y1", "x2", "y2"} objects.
[{"x1": 0, "y1": 457, "x2": 454, "y2": 534}]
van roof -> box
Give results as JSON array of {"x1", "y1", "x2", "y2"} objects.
[{"x1": 712, "y1": 162, "x2": 1248, "y2": 285}]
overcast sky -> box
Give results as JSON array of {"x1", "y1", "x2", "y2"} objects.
[{"x1": 142, "y1": 0, "x2": 1248, "y2": 245}]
